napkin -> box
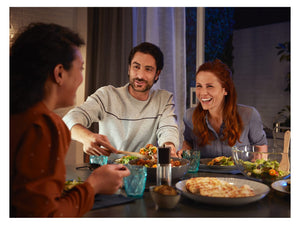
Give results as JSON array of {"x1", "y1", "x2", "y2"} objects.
[{"x1": 92, "y1": 194, "x2": 135, "y2": 210}]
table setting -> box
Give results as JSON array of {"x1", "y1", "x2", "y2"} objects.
[{"x1": 66, "y1": 138, "x2": 291, "y2": 217}]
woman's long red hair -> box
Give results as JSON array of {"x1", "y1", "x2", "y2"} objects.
[{"x1": 192, "y1": 59, "x2": 243, "y2": 147}]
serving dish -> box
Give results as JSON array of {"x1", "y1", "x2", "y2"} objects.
[
  {"x1": 129, "y1": 157, "x2": 190, "y2": 181},
  {"x1": 232, "y1": 145, "x2": 290, "y2": 183},
  {"x1": 175, "y1": 177, "x2": 270, "y2": 206}
]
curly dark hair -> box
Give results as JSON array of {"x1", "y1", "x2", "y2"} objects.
[
  {"x1": 10, "y1": 22, "x2": 85, "y2": 114},
  {"x1": 128, "y1": 42, "x2": 164, "y2": 83}
]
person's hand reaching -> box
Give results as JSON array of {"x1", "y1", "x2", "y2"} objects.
[{"x1": 85, "y1": 164, "x2": 130, "y2": 195}]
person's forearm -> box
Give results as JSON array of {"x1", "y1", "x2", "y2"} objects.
[
  {"x1": 71, "y1": 124, "x2": 118, "y2": 155},
  {"x1": 256, "y1": 145, "x2": 268, "y2": 152},
  {"x1": 70, "y1": 124, "x2": 92, "y2": 143}
]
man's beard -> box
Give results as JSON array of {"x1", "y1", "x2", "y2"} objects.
[{"x1": 129, "y1": 78, "x2": 154, "y2": 92}]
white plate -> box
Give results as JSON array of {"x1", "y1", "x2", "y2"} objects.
[
  {"x1": 271, "y1": 179, "x2": 290, "y2": 194},
  {"x1": 175, "y1": 177, "x2": 270, "y2": 206}
]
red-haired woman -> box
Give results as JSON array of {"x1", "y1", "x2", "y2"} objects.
[{"x1": 178, "y1": 59, "x2": 267, "y2": 158}]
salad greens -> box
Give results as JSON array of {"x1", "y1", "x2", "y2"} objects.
[
  {"x1": 64, "y1": 177, "x2": 83, "y2": 191},
  {"x1": 115, "y1": 155, "x2": 139, "y2": 164},
  {"x1": 207, "y1": 156, "x2": 235, "y2": 166},
  {"x1": 238, "y1": 158, "x2": 288, "y2": 181}
]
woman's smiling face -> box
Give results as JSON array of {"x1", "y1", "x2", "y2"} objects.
[{"x1": 195, "y1": 71, "x2": 227, "y2": 113}]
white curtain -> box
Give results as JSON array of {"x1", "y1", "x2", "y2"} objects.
[{"x1": 132, "y1": 7, "x2": 186, "y2": 148}]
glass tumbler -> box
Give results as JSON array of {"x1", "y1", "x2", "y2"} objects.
[
  {"x1": 124, "y1": 164, "x2": 147, "y2": 198},
  {"x1": 89, "y1": 155, "x2": 108, "y2": 166},
  {"x1": 182, "y1": 150, "x2": 201, "y2": 173}
]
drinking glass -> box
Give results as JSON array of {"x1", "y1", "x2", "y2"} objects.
[
  {"x1": 89, "y1": 155, "x2": 108, "y2": 166},
  {"x1": 124, "y1": 164, "x2": 147, "y2": 198},
  {"x1": 182, "y1": 150, "x2": 201, "y2": 173}
]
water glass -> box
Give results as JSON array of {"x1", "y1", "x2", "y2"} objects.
[
  {"x1": 89, "y1": 155, "x2": 108, "y2": 166},
  {"x1": 124, "y1": 164, "x2": 147, "y2": 198},
  {"x1": 182, "y1": 150, "x2": 201, "y2": 173}
]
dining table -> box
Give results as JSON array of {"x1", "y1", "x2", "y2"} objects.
[{"x1": 66, "y1": 163, "x2": 290, "y2": 218}]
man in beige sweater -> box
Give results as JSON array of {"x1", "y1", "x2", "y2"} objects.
[{"x1": 63, "y1": 42, "x2": 179, "y2": 160}]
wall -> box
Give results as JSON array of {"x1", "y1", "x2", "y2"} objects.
[
  {"x1": 232, "y1": 22, "x2": 290, "y2": 130},
  {"x1": 10, "y1": 7, "x2": 88, "y2": 165}
]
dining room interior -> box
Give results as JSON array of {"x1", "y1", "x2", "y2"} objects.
[
  {"x1": 9, "y1": 6, "x2": 292, "y2": 219},
  {"x1": 9, "y1": 6, "x2": 290, "y2": 165}
]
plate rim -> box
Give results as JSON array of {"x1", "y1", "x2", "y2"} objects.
[
  {"x1": 199, "y1": 163, "x2": 237, "y2": 170},
  {"x1": 175, "y1": 177, "x2": 270, "y2": 206},
  {"x1": 271, "y1": 179, "x2": 290, "y2": 194},
  {"x1": 199, "y1": 158, "x2": 236, "y2": 170}
]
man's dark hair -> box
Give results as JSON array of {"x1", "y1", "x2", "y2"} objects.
[
  {"x1": 128, "y1": 42, "x2": 164, "y2": 72},
  {"x1": 10, "y1": 22, "x2": 85, "y2": 114}
]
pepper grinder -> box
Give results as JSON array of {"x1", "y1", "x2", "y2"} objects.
[{"x1": 156, "y1": 146, "x2": 172, "y2": 186}]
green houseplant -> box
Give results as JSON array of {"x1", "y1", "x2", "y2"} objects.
[{"x1": 275, "y1": 41, "x2": 290, "y2": 127}]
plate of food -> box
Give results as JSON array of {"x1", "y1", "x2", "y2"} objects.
[
  {"x1": 129, "y1": 157, "x2": 189, "y2": 181},
  {"x1": 198, "y1": 156, "x2": 238, "y2": 172},
  {"x1": 114, "y1": 144, "x2": 157, "y2": 164},
  {"x1": 115, "y1": 144, "x2": 190, "y2": 181},
  {"x1": 175, "y1": 177, "x2": 270, "y2": 206},
  {"x1": 115, "y1": 155, "x2": 140, "y2": 164},
  {"x1": 64, "y1": 178, "x2": 83, "y2": 192},
  {"x1": 232, "y1": 146, "x2": 290, "y2": 183},
  {"x1": 271, "y1": 179, "x2": 290, "y2": 195}
]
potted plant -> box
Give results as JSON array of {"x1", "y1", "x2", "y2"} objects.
[{"x1": 274, "y1": 41, "x2": 290, "y2": 128}]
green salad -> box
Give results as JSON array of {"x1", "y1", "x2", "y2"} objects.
[
  {"x1": 207, "y1": 156, "x2": 235, "y2": 166},
  {"x1": 238, "y1": 158, "x2": 288, "y2": 181},
  {"x1": 115, "y1": 155, "x2": 139, "y2": 164},
  {"x1": 64, "y1": 177, "x2": 83, "y2": 191}
]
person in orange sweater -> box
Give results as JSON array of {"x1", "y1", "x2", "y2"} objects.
[{"x1": 10, "y1": 22, "x2": 130, "y2": 217}]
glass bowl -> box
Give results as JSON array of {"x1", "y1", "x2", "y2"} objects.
[{"x1": 232, "y1": 145, "x2": 290, "y2": 183}]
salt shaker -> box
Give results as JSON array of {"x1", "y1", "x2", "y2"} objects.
[{"x1": 156, "y1": 146, "x2": 172, "y2": 186}]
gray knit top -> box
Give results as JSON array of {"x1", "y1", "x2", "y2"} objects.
[
  {"x1": 183, "y1": 104, "x2": 267, "y2": 158},
  {"x1": 63, "y1": 84, "x2": 179, "y2": 161}
]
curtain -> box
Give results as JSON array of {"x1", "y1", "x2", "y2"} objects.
[
  {"x1": 84, "y1": 8, "x2": 132, "y2": 162},
  {"x1": 85, "y1": 7, "x2": 132, "y2": 97},
  {"x1": 132, "y1": 7, "x2": 187, "y2": 148}
]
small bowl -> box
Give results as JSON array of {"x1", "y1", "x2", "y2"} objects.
[
  {"x1": 149, "y1": 186, "x2": 181, "y2": 209},
  {"x1": 232, "y1": 145, "x2": 290, "y2": 183}
]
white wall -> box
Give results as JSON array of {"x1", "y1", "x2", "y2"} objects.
[
  {"x1": 232, "y1": 22, "x2": 290, "y2": 130},
  {"x1": 10, "y1": 7, "x2": 88, "y2": 165}
]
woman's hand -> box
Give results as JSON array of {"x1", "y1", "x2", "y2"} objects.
[
  {"x1": 85, "y1": 164, "x2": 130, "y2": 195},
  {"x1": 177, "y1": 140, "x2": 193, "y2": 158},
  {"x1": 176, "y1": 149, "x2": 183, "y2": 158}
]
